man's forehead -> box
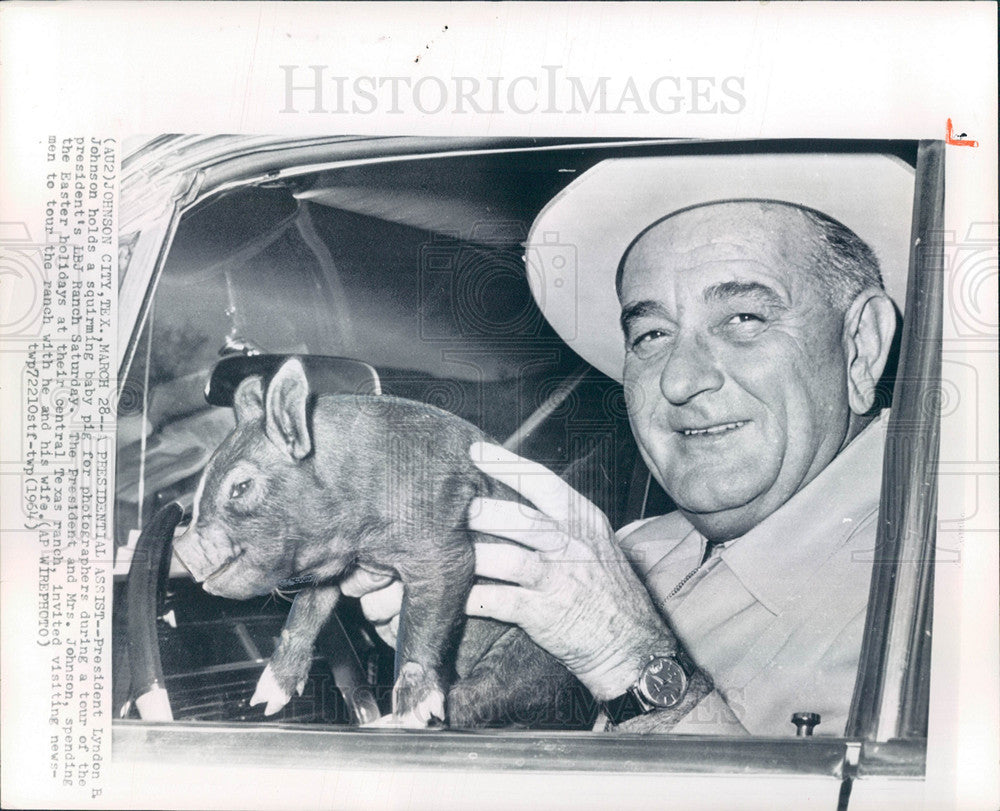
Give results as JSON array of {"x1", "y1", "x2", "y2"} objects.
[{"x1": 622, "y1": 201, "x2": 810, "y2": 279}]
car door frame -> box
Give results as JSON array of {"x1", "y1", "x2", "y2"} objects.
[{"x1": 113, "y1": 135, "x2": 942, "y2": 806}]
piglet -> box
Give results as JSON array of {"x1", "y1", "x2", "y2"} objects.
[{"x1": 173, "y1": 357, "x2": 579, "y2": 728}]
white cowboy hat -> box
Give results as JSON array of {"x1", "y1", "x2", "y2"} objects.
[{"x1": 524, "y1": 152, "x2": 915, "y2": 381}]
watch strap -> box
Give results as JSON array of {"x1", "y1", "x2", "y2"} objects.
[
  {"x1": 601, "y1": 686, "x2": 650, "y2": 726},
  {"x1": 670, "y1": 646, "x2": 698, "y2": 680}
]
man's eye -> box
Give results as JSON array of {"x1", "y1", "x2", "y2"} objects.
[
  {"x1": 727, "y1": 313, "x2": 764, "y2": 325},
  {"x1": 719, "y1": 312, "x2": 769, "y2": 339},
  {"x1": 629, "y1": 330, "x2": 668, "y2": 356},
  {"x1": 229, "y1": 479, "x2": 252, "y2": 499}
]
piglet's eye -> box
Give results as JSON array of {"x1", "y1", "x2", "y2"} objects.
[{"x1": 229, "y1": 479, "x2": 252, "y2": 499}]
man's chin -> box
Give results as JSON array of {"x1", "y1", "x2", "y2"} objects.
[
  {"x1": 679, "y1": 507, "x2": 765, "y2": 543},
  {"x1": 669, "y1": 477, "x2": 767, "y2": 515},
  {"x1": 671, "y1": 485, "x2": 775, "y2": 542}
]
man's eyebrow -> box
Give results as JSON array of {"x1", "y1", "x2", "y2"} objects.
[
  {"x1": 619, "y1": 300, "x2": 669, "y2": 334},
  {"x1": 703, "y1": 281, "x2": 787, "y2": 308}
]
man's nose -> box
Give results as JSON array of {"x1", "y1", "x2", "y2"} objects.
[{"x1": 659, "y1": 332, "x2": 725, "y2": 405}]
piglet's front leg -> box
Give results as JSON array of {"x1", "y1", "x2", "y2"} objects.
[
  {"x1": 391, "y1": 534, "x2": 474, "y2": 727},
  {"x1": 251, "y1": 583, "x2": 341, "y2": 715}
]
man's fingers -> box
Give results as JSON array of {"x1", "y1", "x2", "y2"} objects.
[
  {"x1": 341, "y1": 567, "x2": 396, "y2": 598},
  {"x1": 358, "y1": 581, "x2": 404, "y2": 624},
  {"x1": 474, "y1": 541, "x2": 545, "y2": 587},
  {"x1": 465, "y1": 583, "x2": 530, "y2": 625},
  {"x1": 468, "y1": 497, "x2": 566, "y2": 552},
  {"x1": 372, "y1": 615, "x2": 399, "y2": 649},
  {"x1": 471, "y1": 442, "x2": 584, "y2": 521}
]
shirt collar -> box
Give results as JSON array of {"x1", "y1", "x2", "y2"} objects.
[{"x1": 717, "y1": 410, "x2": 889, "y2": 615}]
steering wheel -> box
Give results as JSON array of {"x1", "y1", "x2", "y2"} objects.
[
  {"x1": 124, "y1": 502, "x2": 183, "y2": 720},
  {"x1": 124, "y1": 501, "x2": 382, "y2": 725}
]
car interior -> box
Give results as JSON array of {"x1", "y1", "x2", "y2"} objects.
[
  {"x1": 112, "y1": 137, "x2": 935, "y2": 766},
  {"x1": 113, "y1": 144, "x2": 681, "y2": 727}
]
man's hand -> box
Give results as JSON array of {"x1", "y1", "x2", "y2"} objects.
[
  {"x1": 341, "y1": 442, "x2": 684, "y2": 703},
  {"x1": 340, "y1": 568, "x2": 402, "y2": 648},
  {"x1": 465, "y1": 441, "x2": 679, "y2": 700}
]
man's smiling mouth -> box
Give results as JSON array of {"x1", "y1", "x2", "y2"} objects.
[{"x1": 678, "y1": 420, "x2": 748, "y2": 437}]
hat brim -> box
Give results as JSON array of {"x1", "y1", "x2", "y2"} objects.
[{"x1": 524, "y1": 152, "x2": 915, "y2": 381}]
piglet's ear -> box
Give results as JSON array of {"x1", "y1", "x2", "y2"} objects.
[
  {"x1": 233, "y1": 375, "x2": 265, "y2": 424},
  {"x1": 265, "y1": 358, "x2": 312, "y2": 460}
]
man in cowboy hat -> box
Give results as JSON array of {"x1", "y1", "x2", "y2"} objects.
[{"x1": 346, "y1": 152, "x2": 911, "y2": 735}]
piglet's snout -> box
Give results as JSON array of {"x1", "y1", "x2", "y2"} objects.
[{"x1": 172, "y1": 528, "x2": 217, "y2": 582}]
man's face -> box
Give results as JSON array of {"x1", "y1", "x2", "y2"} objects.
[{"x1": 619, "y1": 202, "x2": 853, "y2": 541}]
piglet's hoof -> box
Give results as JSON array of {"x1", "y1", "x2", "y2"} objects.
[
  {"x1": 360, "y1": 713, "x2": 399, "y2": 728},
  {"x1": 392, "y1": 662, "x2": 446, "y2": 727},
  {"x1": 250, "y1": 663, "x2": 305, "y2": 716},
  {"x1": 360, "y1": 713, "x2": 441, "y2": 730}
]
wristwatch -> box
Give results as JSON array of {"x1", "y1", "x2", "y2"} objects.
[{"x1": 604, "y1": 649, "x2": 699, "y2": 724}]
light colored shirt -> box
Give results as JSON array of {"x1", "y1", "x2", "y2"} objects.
[{"x1": 618, "y1": 411, "x2": 888, "y2": 737}]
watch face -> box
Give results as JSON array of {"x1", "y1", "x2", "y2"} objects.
[{"x1": 639, "y1": 657, "x2": 688, "y2": 709}]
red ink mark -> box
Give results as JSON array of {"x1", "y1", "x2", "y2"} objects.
[{"x1": 946, "y1": 119, "x2": 979, "y2": 147}]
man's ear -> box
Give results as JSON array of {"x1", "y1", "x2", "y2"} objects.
[
  {"x1": 265, "y1": 358, "x2": 312, "y2": 460},
  {"x1": 843, "y1": 289, "x2": 897, "y2": 415},
  {"x1": 233, "y1": 375, "x2": 265, "y2": 424}
]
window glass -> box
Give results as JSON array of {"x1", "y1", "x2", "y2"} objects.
[
  {"x1": 114, "y1": 153, "x2": 648, "y2": 727},
  {"x1": 114, "y1": 142, "x2": 930, "y2": 747}
]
